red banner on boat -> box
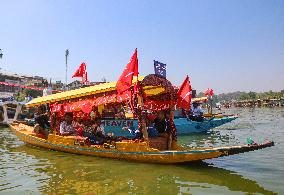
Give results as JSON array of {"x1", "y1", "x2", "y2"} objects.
[
  {"x1": 50, "y1": 104, "x2": 62, "y2": 113},
  {"x1": 144, "y1": 100, "x2": 173, "y2": 111},
  {"x1": 70, "y1": 99, "x2": 95, "y2": 114},
  {"x1": 63, "y1": 103, "x2": 73, "y2": 113},
  {"x1": 117, "y1": 91, "x2": 132, "y2": 103},
  {"x1": 94, "y1": 94, "x2": 117, "y2": 106}
]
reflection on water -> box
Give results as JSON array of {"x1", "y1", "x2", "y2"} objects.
[
  {"x1": 1, "y1": 108, "x2": 283, "y2": 194},
  {"x1": 2, "y1": 145, "x2": 275, "y2": 195}
]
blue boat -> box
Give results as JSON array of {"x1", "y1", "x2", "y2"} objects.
[{"x1": 102, "y1": 115, "x2": 238, "y2": 137}]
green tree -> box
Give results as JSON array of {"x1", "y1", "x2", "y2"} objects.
[{"x1": 248, "y1": 91, "x2": 257, "y2": 100}]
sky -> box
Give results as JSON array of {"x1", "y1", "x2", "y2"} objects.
[{"x1": 0, "y1": 0, "x2": 283, "y2": 94}]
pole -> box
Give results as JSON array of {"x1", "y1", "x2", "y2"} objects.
[
  {"x1": 0, "y1": 49, "x2": 3, "y2": 71},
  {"x1": 65, "y1": 49, "x2": 69, "y2": 86}
]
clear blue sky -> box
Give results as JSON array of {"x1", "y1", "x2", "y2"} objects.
[{"x1": 0, "y1": 0, "x2": 283, "y2": 94}]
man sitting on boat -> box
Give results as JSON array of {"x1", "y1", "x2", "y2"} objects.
[
  {"x1": 34, "y1": 105, "x2": 50, "y2": 139},
  {"x1": 82, "y1": 118, "x2": 106, "y2": 144},
  {"x1": 188, "y1": 102, "x2": 204, "y2": 122},
  {"x1": 90, "y1": 107, "x2": 101, "y2": 120},
  {"x1": 59, "y1": 112, "x2": 77, "y2": 136}
]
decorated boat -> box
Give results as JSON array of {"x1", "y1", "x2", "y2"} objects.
[
  {"x1": 9, "y1": 122, "x2": 274, "y2": 164},
  {"x1": 9, "y1": 49, "x2": 274, "y2": 164}
]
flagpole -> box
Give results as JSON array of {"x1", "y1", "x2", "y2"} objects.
[
  {"x1": 65, "y1": 49, "x2": 69, "y2": 87},
  {"x1": 0, "y1": 49, "x2": 3, "y2": 71}
]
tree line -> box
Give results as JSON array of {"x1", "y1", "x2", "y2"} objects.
[{"x1": 197, "y1": 90, "x2": 284, "y2": 103}]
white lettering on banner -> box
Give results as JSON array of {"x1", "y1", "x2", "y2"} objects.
[{"x1": 101, "y1": 120, "x2": 134, "y2": 127}]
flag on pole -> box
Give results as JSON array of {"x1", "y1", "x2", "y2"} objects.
[
  {"x1": 177, "y1": 75, "x2": 192, "y2": 111},
  {"x1": 154, "y1": 60, "x2": 166, "y2": 78},
  {"x1": 204, "y1": 88, "x2": 214, "y2": 97},
  {"x1": 72, "y1": 62, "x2": 89, "y2": 84},
  {"x1": 72, "y1": 63, "x2": 86, "y2": 78},
  {"x1": 116, "y1": 49, "x2": 138, "y2": 94}
]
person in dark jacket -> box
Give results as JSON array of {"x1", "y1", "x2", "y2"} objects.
[
  {"x1": 34, "y1": 105, "x2": 50, "y2": 139},
  {"x1": 153, "y1": 111, "x2": 169, "y2": 137}
]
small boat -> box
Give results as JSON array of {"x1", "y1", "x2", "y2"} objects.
[
  {"x1": 0, "y1": 101, "x2": 25, "y2": 127},
  {"x1": 101, "y1": 115, "x2": 238, "y2": 137},
  {"x1": 9, "y1": 122, "x2": 274, "y2": 164},
  {"x1": 172, "y1": 115, "x2": 238, "y2": 134}
]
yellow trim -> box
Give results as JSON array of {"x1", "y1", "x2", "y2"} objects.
[{"x1": 192, "y1": 96, "x2": 208, "y2": 102}]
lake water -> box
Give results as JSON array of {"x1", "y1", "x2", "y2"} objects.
[{"x1": 0, "y1": 108, "x2": 283, "y2": 194}]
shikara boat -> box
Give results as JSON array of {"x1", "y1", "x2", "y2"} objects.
[
  {"x1": 9, "y1": 73, "x2": 274, "y2": 164},
  {"x1": 9, "y1": 122, "x2": 274, "y2": 164}
]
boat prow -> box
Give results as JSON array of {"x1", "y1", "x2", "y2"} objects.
[{"x1": 9, "y1": 123, "x2": 274, "y2": 164}]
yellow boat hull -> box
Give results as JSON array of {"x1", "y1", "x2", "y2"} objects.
[{"x1": 9, "y1": 123, "x2": 274, "y2": 164}]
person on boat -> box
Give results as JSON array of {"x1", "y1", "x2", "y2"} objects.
[
  {"x1": 90, "y1": 107, "x2": 101, "y2": 120},
  {"x1": 115, "y1": 105, "x2": 126, "y2": 119},
  {"x1": 34, "y1": 105, "x2": 50, "y2": 139},
  {"x1": 122, "y1": 115, "x2": 159, "y2": 139},
  {"x1": 82, "y1": 118, "x2": 106, "y2": 144},
  {"x1": 59, "y1": 112, "x2": 77, "y2": 136},
  {"x1": 153, "y1": 111, "x2": 169, "y2": 137},
  {"x1": 189, "y1": 102, "x2": 204, "y2": 122},
  {"x1": 73, "y1": 117, "x2": 84, "y2": 136}
]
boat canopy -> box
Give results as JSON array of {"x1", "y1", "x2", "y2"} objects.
[
  {"x1": 192, "y1": 96, "x2": 208, "y2": 103},
  {"x1": 26, "y1": 76, "x2": 170, "y2": 108}
]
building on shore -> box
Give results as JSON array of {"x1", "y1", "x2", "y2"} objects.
[
  {"x1": 0, "y1": 71, "x2": 65, "y2": 98},
  {"x1": 66, "y1": 80, "x2": 106, "y2": 90},
  {"x1": 0, "y1": 72, "x2": 44, "y2": 94}
]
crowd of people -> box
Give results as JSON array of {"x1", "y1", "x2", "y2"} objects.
[
  {"x1": 32, "y1": 105, "x2": 120, "y2": 144},
  {"x1": 31, "y1": 102, "x2": 204, "y2": 144},
  {"x1": 174, "y1": 102, "x2": 204, "y2": 121},
  {"x1": 125, "y1": 110, "x2": 173, "y2": 140}
]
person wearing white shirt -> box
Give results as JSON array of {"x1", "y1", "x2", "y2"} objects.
[{"x1": 189, "y1": 102, "x2": 204, "y2": 121}]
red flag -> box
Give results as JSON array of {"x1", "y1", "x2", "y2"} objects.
[
  {"x1": 204, "y1": 88, "x2": 209, "y2": 96},
  {"x1": 204, "y1": 88, "x2": 214, "y2": 96},
  {"x1": 209, "y1": 89, "x2": 214, "y2": 96},
  {"x1": 116, "y1": 49, "x2": 138, "y2": 94},
  {"x1": 177, "y1": 75, "x2": 192, "y2": 111},
  {"x1": 72, "y1": 63, "x2": 86, "y2": 78}
]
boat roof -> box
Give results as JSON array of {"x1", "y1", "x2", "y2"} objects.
[{"x1": 26, "y1": 76, "x2": 145, "y2": 107}]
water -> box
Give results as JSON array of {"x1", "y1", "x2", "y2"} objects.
[{"x1": 0, "y1": 108, "x2": 283, "y2": 194}]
